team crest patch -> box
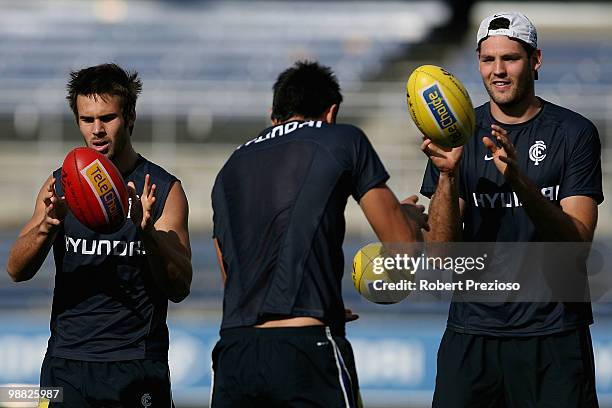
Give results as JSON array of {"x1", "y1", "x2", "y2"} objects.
[
  {"x1": 141, "y1": 393, "x2": 152, "y2": 407},
  {"x1": 529, "y1": 140, "x2": 546, "y2": 165}
]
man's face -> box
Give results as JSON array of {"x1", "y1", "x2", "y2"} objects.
[
  {"x1": 76, "y1": 94, "x2": 132, "y2": 161},
  {"x1": 478, "y1": 36, "x2": 540, "y2": 107}
]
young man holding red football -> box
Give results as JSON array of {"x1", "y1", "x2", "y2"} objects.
[
  {"x1": 6, "y1": 63, "x2": 192, "y2": 407},
  {"x1": 421, "y1": 12, "x2": 602, "y2": 407},
  {"x1": 210, "y1": 61, "x2": 427, "y2": 407}
]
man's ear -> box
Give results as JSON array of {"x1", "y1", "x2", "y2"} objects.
[
  {"x1": 323, "y1": 104, "x2": 339, "y2": 124},
  {"x1": 127, "y1": 111, "x2": 136, "y2": 134},
  {"x1": 532, "y1": 49, "x2": 542, "y2": 79}
]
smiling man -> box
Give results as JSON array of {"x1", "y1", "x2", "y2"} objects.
[
  {"x1": 420, "y1": 12, "x2": 603, "y2": 408},
  {"x1": 6, "y1": 63, "x2": 192, "y2": 407}
]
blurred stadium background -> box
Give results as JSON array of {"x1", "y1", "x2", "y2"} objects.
[{"x1": 0, "y1": 0, "x2": 611, "y2": 406}]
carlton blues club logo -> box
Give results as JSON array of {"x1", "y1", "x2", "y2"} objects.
[
  {"x1": 141, "y1": 393, "x2": 152, "y2": 407},
  {"x1": 529, "y1": 140, "x2": 547, "y2": 165},
  {"x1": 80, "y1": 159, "x2": 124, "y2": 224}
]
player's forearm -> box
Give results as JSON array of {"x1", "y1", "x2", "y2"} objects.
[
  {"x1": 360, "y1": 186, "x2": 420, "y2": 243},
  {"x1": 388, "y1": 204, "x2": 420, "y2": 243},
  {"x1": 140, "y1": 229, "x2": 192, "y2": 302},
  {"x1": 7, "y1": 222, "x2": 57, "y2": 282},
  {"x1": 427, "y1": 172, "x2": 462, "y2": 242},
  {"x1": 510, "y1": 173, "x2": 589, "y2": 242}
]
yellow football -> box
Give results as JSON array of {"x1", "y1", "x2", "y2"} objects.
[
  {"x1": 351, "y1": 243, "x2": 411, "y2": 304},
  {"x1": 406, "y1": 65, "x2": 475, "y2": 148}
]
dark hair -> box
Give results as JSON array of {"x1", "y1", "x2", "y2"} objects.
[
  {"x1": 67, "y1": 63, "x2": 142, "y2": 130},
  {"x1": 271, "y1": 61, "x2": 343, "y2": 122},
  {"x1": 477, "y1": 17, "x2": 538, "y2": 79}
]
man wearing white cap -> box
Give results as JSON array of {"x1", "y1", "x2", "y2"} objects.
[{"x1": 420, "y1": 12, "x2": 602, "y2": 407}]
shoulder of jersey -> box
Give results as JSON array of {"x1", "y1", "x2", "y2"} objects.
[
  {"x1": 542, "y1": 100, "x2": 595, "y2": 131},
  {"x1": 128, "y1": 157, "x2": 174, "y2": 185},
  {"x1": 328, "y1": 123, "x2": 365, "y2": 137},
  {"x1": 315, "y1": 123, "x2": 367, "y2": 148}
]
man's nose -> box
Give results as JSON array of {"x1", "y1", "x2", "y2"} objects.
[
  {"x1": 493, "y1": 59, "x2": 506, "y2": 76},
  {"x1": 92, "y1": 119, "x2": 105, "y2": 135}
]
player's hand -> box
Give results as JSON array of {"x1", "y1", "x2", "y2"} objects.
[
  {"x1": 40, "y1": 177, "x2": 67, "y2": 234},
  {"x1": 400, "y1": 195, "x2": 429, "y2": 232},
  {"x1": 345, "y1": 308, "x2": 359, "y2": 322},
  {"x1": 482, "y1": 124, "x2": 519, "y2": 180},
  {"x1": 421, "y1": 137, "x2": 463, "y2": 175},
  {"x1": 127, "y1": 174, "x2": 157, "y2": 232}
]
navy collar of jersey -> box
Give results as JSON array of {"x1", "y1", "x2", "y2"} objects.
[
  {"x1": 485, "y1": 97, "x2": 547, "y2": 129},
  {"x1": 120, "y1": 154, "x2": 146, "y2": 178}
]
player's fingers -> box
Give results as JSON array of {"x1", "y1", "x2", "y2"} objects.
[
  {"x1": 127, "y1": 181, "x2": 138, "y2": 200},
  {"x1": 43, "y1": 186, "x2": 55, "y2": 205},
  {"x1": 401, "y1": 203, "x2": 426, "y2": 216},
  {"x1": 421, "y1": 139, "x2": 432, "y2": 152},
  {"x1": 344, "y1": 308, "x2": 359, "y2": 322},
  {"x1": 142, "y1": 174, "x2": 151, "y2": 196},
  {"x1": 421, "y1": 215, "x2": 430, "y2": 231},
  {"x1": 482, "y1": 137, "x2": 498, "y2": 154},
  {"x1": 401, "y1": 195, "x2": 419, "y2": 205},
  {"x1": 144, "y1": 196, "x2": 157, "y2": 212},
  {"x1": 424, "y1": 142, "x2": 449, "y2": 159},
  {"x1": 499, "y1": 155, "x2": 518, "y2": 167},
  {"x1": 415, "y1": 216, "x2": 429, "y2": 231},
  {"x1": 491, "y1": 125, "x2": 514, "y2": 148},
  {"x1": 494, "y1": 133, "x2": 516, "y2": 155},
  {"x1": 426, "y1": 139, "x2": 452, "y2": 153},
  {"x1": 48, "y1": 182, "x2": 59, "y2": 201},
  {"x1": 149, "y1": 184, "x2": 157, "y2": 199},
  {"x1": 490, "y1": 124, "x2": 507, "y2": 135}
]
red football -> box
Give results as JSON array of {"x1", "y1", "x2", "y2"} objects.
[{"x1": 61, "y1": 147, "x2": 129, "y2": 234}]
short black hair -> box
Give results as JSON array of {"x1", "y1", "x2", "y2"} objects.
[
  {"x1": 67, "y1": 63, "x2": 142, "y2": 129},
  {"x1": 477, "y1": 17, "x2": 538, "y2": 79},
  {"x1": 271, "y1": 61, "x2": 343, "y2": 122}
]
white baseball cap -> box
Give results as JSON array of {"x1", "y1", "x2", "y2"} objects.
[{"x1": 477, "y1": 12, "x2": 537, "y2": 49}]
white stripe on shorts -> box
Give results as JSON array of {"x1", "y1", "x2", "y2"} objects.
[
  {"x1": 325, "y1": 326, "x2": 351, "y2": 408},
  {"x1": 209, "y1": 359, "x2": 215, "y2": 408}
]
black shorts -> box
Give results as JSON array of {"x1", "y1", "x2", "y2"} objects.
[
  {"x1": 211, "y1": 326, "x2": 362, "y2": 408},
  {"x1": 39, "y1": 356, "x2": 174, "y2": 408},
  {"x1": 433, "y1": 327, "x2": 599, "y2": 408}
]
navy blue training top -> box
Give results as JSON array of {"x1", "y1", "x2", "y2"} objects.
[
  {"x1": 49, "y1": 155, "x2": 178, "y2": 361},
  {"x1": 421, "y1": 99, "x2": 603, "y2": 336},
  {"x1": 212, "y1": 120, "x2": 389, "y2": 336}
]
